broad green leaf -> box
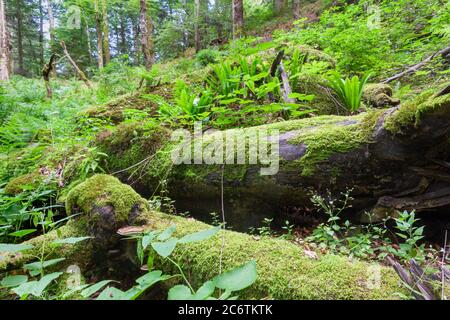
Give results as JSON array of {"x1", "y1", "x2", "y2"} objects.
[
  {"x1": 213, "y1": 260, "x2": 257, "y2": 292},
  {"x1": 8, "y1": 229, "x2": 36, "y2": 238},
  {"x1": 13, "y1": 272, "x2": 63, "y2": 297},
  {"x1": 1, "y1": 275, "x2": 28, "y2": 288},
  {"x1": 168, "y1": 285, "x2": 193, "y2": 300},
  {"x1": 0, "y1": 243, "x2": 33, "y2": 253},
  {"x1": 24, "y1": 258, "x2": 66, "y2": 277},
  {"x1": 142, "y1": 231, "x2": 159, "y2": 249},
  {"x1": 193, "y1": 281, "x2": 215, "y2": 300},
  {"x1": 151, "y1": 238, "x2": 178, "y2": 258},
  {"x1": 157, "y1": 225, "x2": 176, "y2": 241},
  {"x1": 81, "y1": 280, "x2": 115, "y2": 298},
  {"x1": 96, "y1": 287, "x2": 126, "y2": 300},
  {"x1": 178, "y1": 226, "x2": 221, "y2": 244},
  {"x1": 52, "y1": 236, "x2": 92, "y2": 245}
]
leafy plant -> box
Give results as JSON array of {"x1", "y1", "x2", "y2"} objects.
[{"x1": 326, "y1": 71, "x2": 371, "y2": 113}]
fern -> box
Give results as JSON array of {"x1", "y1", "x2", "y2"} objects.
[{"x1": 326, "y1": 71, "x2": 371, "y2": 113}]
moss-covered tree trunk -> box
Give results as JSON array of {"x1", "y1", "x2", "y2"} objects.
[
  {"x1": 0, "y1": 175, "x2": 406, "y2": 300},
  {"x1": 96, "y1": 91, "x2": 450, "y2": 229}
]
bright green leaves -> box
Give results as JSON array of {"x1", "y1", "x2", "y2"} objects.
[
  {"x1": 178, "y1": 226, "x2": 221, "y2": 244},
  {"x1": 213, "y1": 260, "x2": 257, "y2": 292},
  {"x1": 0, "y1": 243, "x2": 33, "y2": 253},
  {"x1": 151, "y1": 238, "x2": 178, "y2": 258},
  {"x1": 326, "y1": 71, "x2": 371, "y2": 113},
  {"x1": 168, "y1": 261, "x2": 257, "y2": 300},
  {"x1": 12, "y1": 272, "x2": 63, "y2": 299}
]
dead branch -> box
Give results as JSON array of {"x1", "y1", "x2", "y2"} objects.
[
  {"x1": 382, "y1": 44, "x2": 450, "y2": 83},
  {"x1": 60, "y1": 40, "x2": 92, "y2": 89}
]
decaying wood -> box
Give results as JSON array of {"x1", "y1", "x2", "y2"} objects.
[
  {"x1": 270, "y1": 50, "x2": 296, "y2": 104},
  {"x1": 42, "y1": 53, "x2": 56, "y2": 98},
  {"x1": 382, "y1": 44, "x2": 450, "y2": 83},
  {"x1": 60, "y1": 41, "x2": 92, "y2": 88}
]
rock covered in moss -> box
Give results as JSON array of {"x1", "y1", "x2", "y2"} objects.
[
  {"x1": 65, "y1": 175, "x2": 150, "y2": 248},
  {"x1": 363, "y1": 83, "x2": 400, "y2": 108}
]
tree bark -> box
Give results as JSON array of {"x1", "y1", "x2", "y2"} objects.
[
  {"x1": 139, "y1": 0, "x2": 154, "y2": 70},
  {"x1": 101, "y1": 0, "x2": 110, "y2": 65},
  {"x1": 0, "y1": 0, "x2": 10, "y2": 80},
  {"x1": 232, "y1": 0, "x2": 244, "y2": 39},
  {"x1": 94, "y1": 0, "x2": 104, "y2": 69},
  {"x1": 42, "y1": 53, "x2": 56, "y2": 98},
  {"x1": 293, "y1": 0, "x2": 301, "y2": 19},
  {"x1": 38, "y1": 0, "x2": 44, "y2": 69},
  {"x1": 45, "y1": 0, "x2": 56, "y2": 77},
  {"x1": 194, "y1": 0, "x2": 201, "y2": 52},
  {"x1": 15, "y1": 0, "x2": 25, "y2": 75}
]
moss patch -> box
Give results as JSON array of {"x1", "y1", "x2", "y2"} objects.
[
  {"x1": 4, "y1": 172, "x2": 45, "y2": 195},
  {"x1": 383, "y1": 89, "x2": 450, "y2": 134},
  {"x1": 149, "y1": 211, "x2": 405, "y2": 300},
  {"x1": 65, "y1": 174, "x2": 150, "y2": 224}
]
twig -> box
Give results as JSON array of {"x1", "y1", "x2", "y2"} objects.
[{"x1": 382, "y1": 44, "x2": 450, "y2": 83}]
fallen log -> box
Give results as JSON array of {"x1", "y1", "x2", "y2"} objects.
[
  {"x1": 95, "y1": 91, "x2": 450, "y2": 229},
  {"x1": 0, "y1": 175, "x2": 406, "y2": 300}
]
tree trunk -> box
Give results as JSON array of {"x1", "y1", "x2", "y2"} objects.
[
  {"x1": 45, "y1": 0, "x2": 56, "y2": 77},
  {"x1": 194, "y1": 0, "x2": 200, "y2": 52},
  {"x1": 0, "y1": 0, "x2": 10, "y2": 80},
  {"x1": 119, "y1": 12, "x2": 127, "y2": 55},
  {"x1": 101, "y1": 0, "x2": 110, "y2": 65},
  {"x1": 38, "y1": 0, "x2": 44, "y2": 69},
  {"x1": 97, "y1": 92, "x2": 450, "y2": 230},
  {"x1": 15, "y1": 0, "x2": 25, "y2": 75},
  {"x1": 83, "y1": 16, "x2": 93, "y2": 64},
  {"x1": 139, "y1": 0, "x2": 153, "y2": 71},
  {"x1": 232, "y1": 0, "x2": 244, "y2": 39},
  {"x1": 293, "y1": 0, "x2": 301, "y2": 19},
  {"x1": 94, "y1": 0, "x2": 104, "y2": 69}
]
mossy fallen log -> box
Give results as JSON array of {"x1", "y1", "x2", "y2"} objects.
[
  {"x1": 1, "y1": 175, "x2": 406, "y2": 300},
  {"x1": 94, "y1": 91, "x2": 450, "y2": 228}
]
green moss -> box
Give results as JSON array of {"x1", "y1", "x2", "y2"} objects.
[
  {"x1": 382, "y1": 89, "x2": 450, "y2": 134},
  {"x1": 284, "y1": 110, "x2": 384, "y2": 176},
  {"x1": 0, "y1": 220, "x2": 90, "y2": 272},
  {"x1": 65, "y1": 174, "x2": 150, "y2": 223},
  {"x1": 363, "y1": 83, "x2": 400, "y2": 108},
  {"x1": 149, "y1": 211, "x2": 405, "y2": 300},
  {"x1": 4, "y1": 172, "x2": 44, "y2": 195}
]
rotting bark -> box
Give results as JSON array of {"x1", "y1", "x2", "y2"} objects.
[
  {"x1": 42, "y1": 53, "x2": 56, "y2": 98},
  {"x1": 0, "y1": 175, "x2": 406, "y2": 300},
  {"x1": 94, "y1": 91, "x2": 450, "y2": 230}
]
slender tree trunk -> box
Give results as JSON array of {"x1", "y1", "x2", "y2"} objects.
[
  {"x1": 38, "y1": 0, "x2": 44, "y2": 68},
  {"x1": 15, "y1": 0, "x2": 25, "y2": 75},
  {"x1": 139, "y1": 0, "x2": 153, "y2": 70},
  {"x1": 194, "y1": 0, "x2": 200, "y2": 52},
  {"x1": 83, "y1": 16, "x2": 93, "y2": 64},
  {"x1": 132, "y1": 17, "x2": 140, "y2": 64},
  {"x1": 119, "y1": 13, "x2": 127, "y2": 55},
  {"x1": 0, "y1": 0, "x2": 10, "y2": 80},
  {"x1": 293, "y1": 0, "x2": 300, "y2": 19},
  {"x1": 94, "y1": 0, "x2": 104, "y2": 69},
  {"x1": 45, "y1": 0, "x2": 56, "y2": 77},
  {"x1": 101, "y1": 0, "x2": 110, "y2": 65},
  {"x1": 232, "y1": 0, "x2": 244, "y2": 39}
]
